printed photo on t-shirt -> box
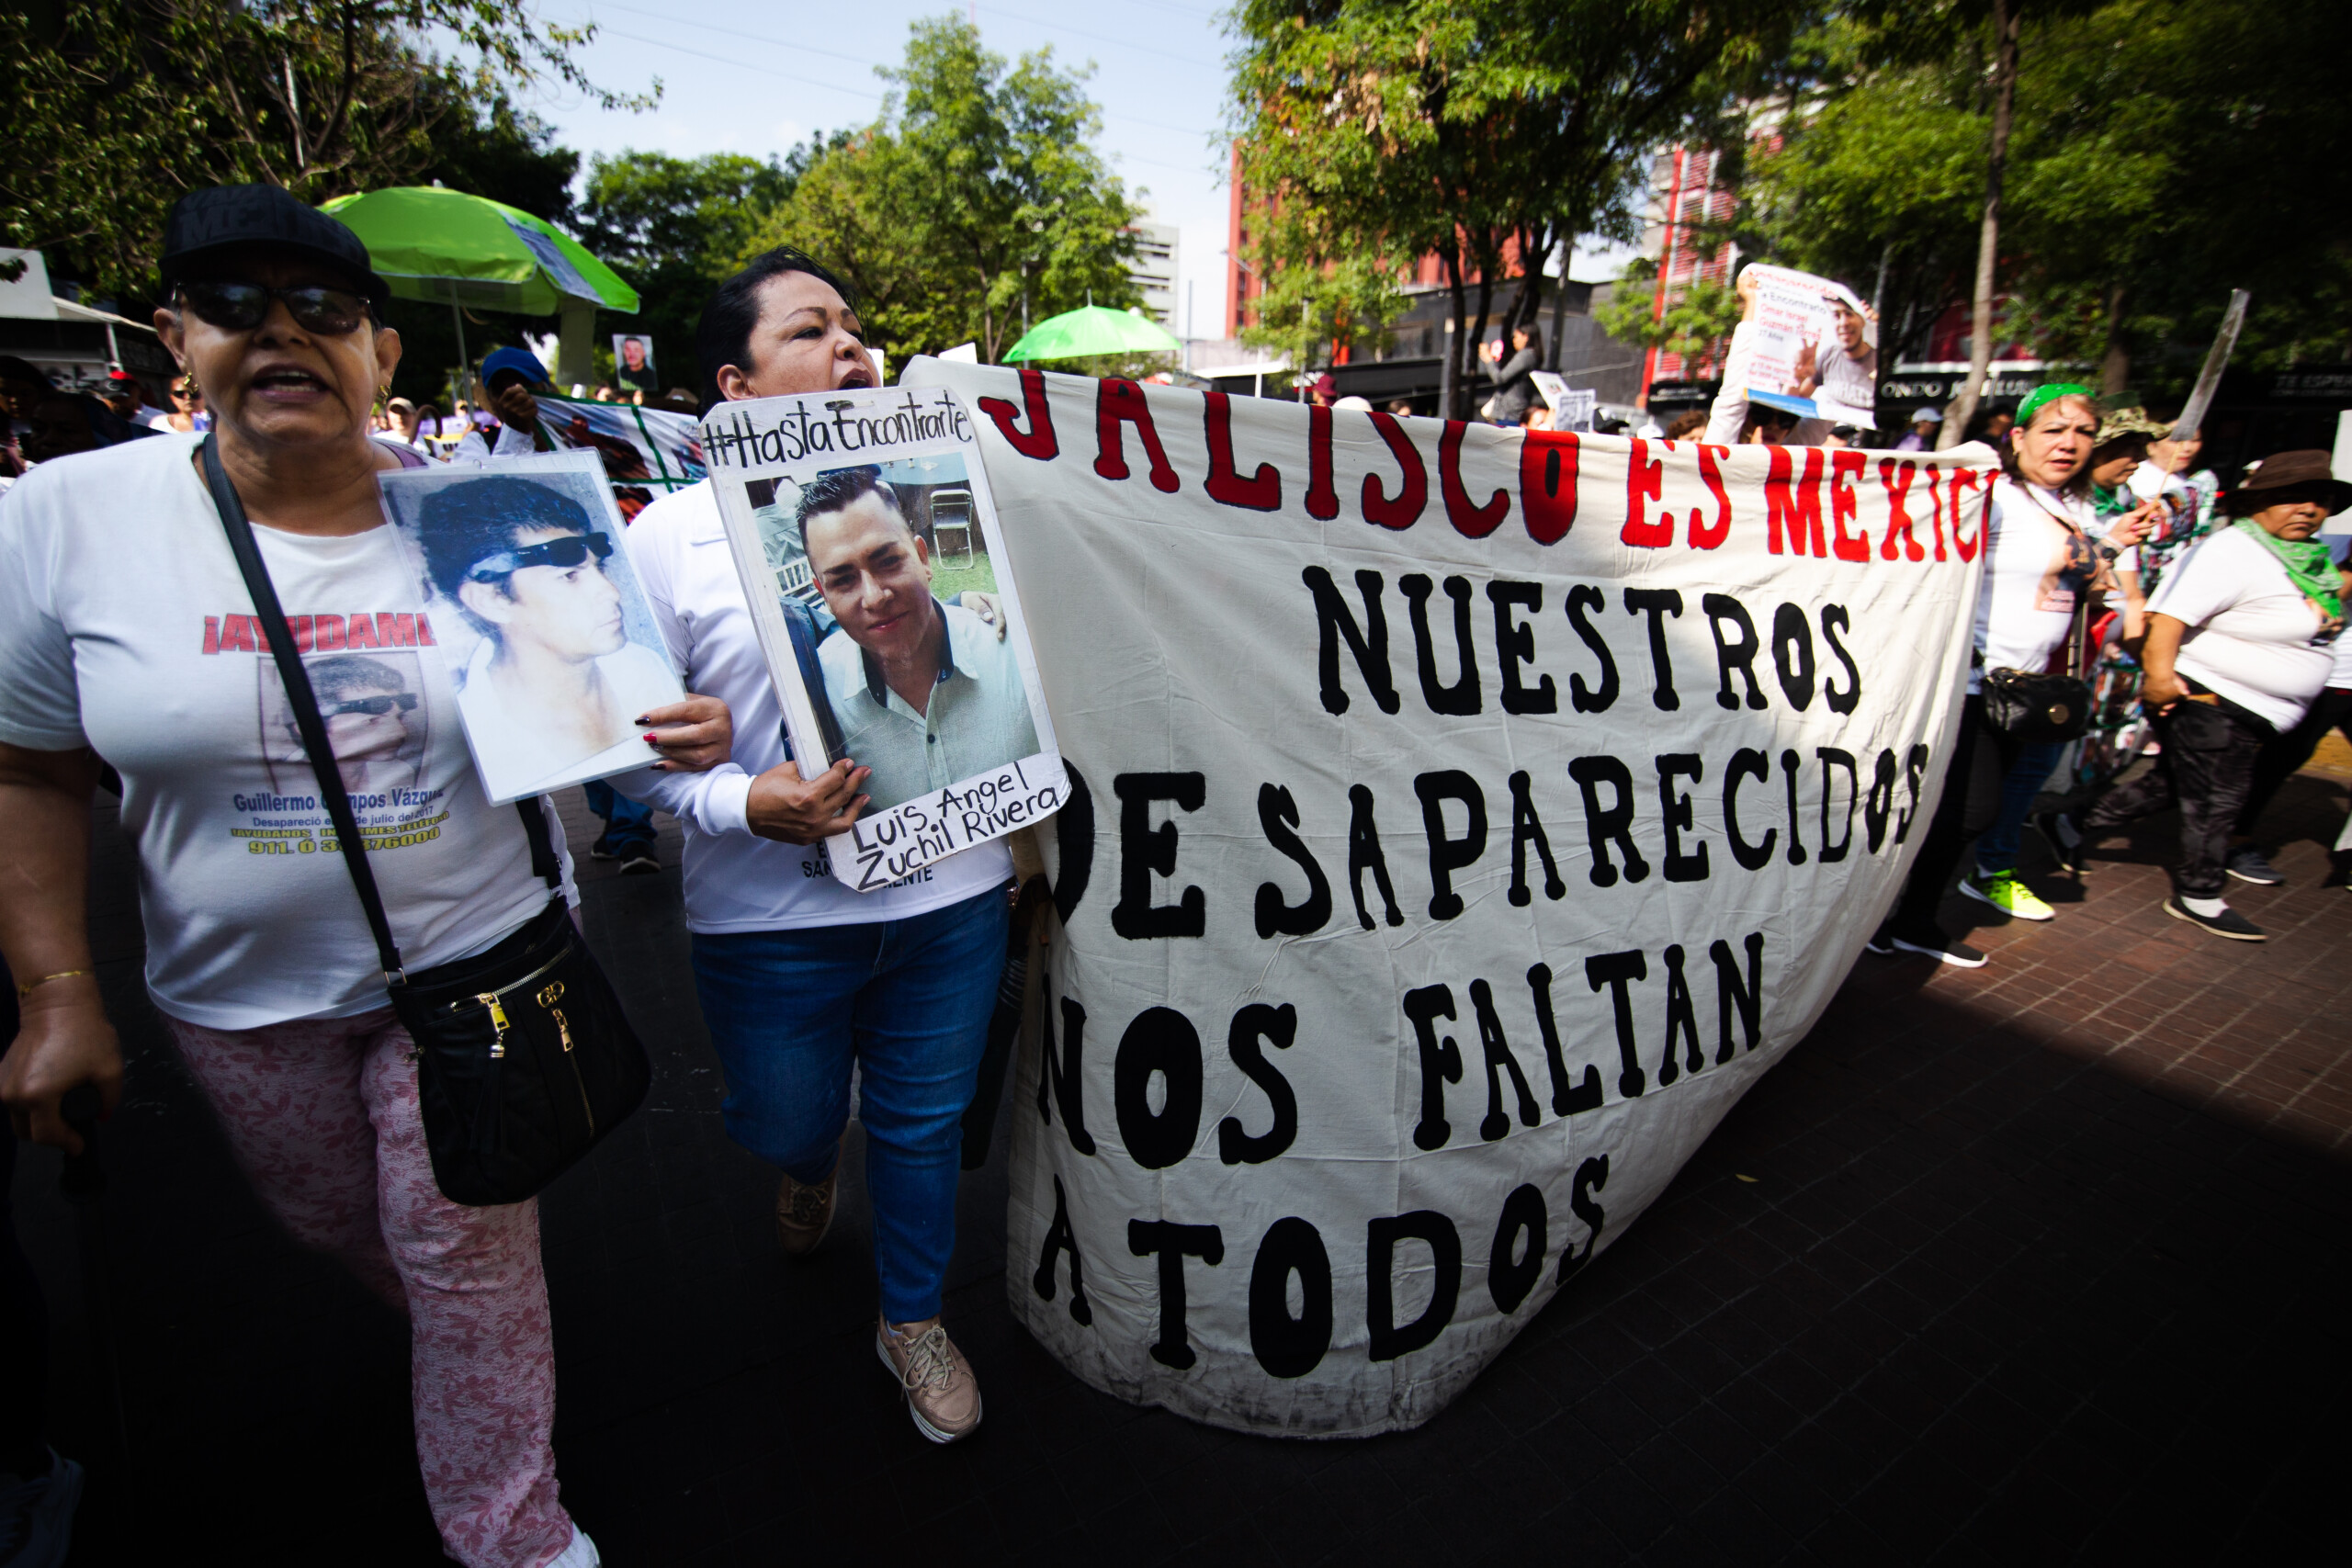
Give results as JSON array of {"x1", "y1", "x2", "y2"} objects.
[
  {"x1": 257, "y1": 649, "x2": 429, "y2": 802},
  {"x1": 377, "y1": 449, "x2": 686, "y2": 804}
]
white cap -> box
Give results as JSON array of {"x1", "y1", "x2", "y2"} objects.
[{"x1": 1912, "y1": 406, "x2": 1944, "y2": 423}]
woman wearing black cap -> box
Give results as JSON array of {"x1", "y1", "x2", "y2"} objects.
[
  {"x1": 0, "y1": 185, "x2": 729, "y2": 1568},
  {"x1": 2050, "y1": 450, "x2": 2350, "y2": 940}
]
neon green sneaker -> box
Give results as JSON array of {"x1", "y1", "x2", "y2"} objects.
[{"x1": 1960, "y1": 868, "x2": 2054, "y2": 921}]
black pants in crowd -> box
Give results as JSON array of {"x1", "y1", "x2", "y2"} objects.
[
  {"x1": 1888, "y1": 694, "x2": 2030, "y2": 940},
  {"x1": 2235, "y1": 686, "x2": 2352, "y2": 840},
  {"x1": 2084, "y1": 693, "x2": 2273, "y2": 900},
  {"x1": 0, "y1": 967, "x2": 52, "y2": 1480}
]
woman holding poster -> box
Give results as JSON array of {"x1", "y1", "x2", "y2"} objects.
[
  {"x1": 602, "y1": 246, "x2": 1011, "y2": 1445},
  {"x1": 1871, "y1": 384, "x2": 2144, "y2": 965},
  {"x1": 0, "y1": 186, "x2": 741, "y2": 1568}
]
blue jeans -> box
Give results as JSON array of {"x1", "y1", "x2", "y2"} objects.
[
  {"x1": 583, "y1": 780, "x2": 654, "y2": 849},
  {"x1": 690, "y1": 887, "x2": 1010, "y2": 1322},
  {"x1": 1975, "y1": 740, "x2": 2066, "y2": 875}
]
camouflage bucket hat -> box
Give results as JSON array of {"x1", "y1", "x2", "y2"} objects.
[{"x1": 2094, "y1": 405, "x2": 2171, "y2": 446}]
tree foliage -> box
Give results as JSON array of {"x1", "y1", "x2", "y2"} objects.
[
  {"x1": 746, "y1": 17, "x2": 1144, "y2": 363},
  {"x1": 1590, "y1": 261, "x2": 1745, "y2": 370},
  {"x1": 1752, "y1": 0, "x2": 2352, "y2": 393},
  {"x1": 576, "y1": 147, "x2": 828, "y2": 393},
  {"x1": 0, "y1": 0, "x2": 648, "y2": 302},
  {"x1": 1227, "y1": 0, "x2": 1811, "y2": 414}
]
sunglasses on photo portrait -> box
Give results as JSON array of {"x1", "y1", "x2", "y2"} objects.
[
  {"x1": 176, "y1": 280, "x2": 373, "y2": 336},
  {"x1": 324, "y1": 692, "x2": 419, "y2": 718},
  {"x1": 466, "y1": 530, "x2": 615, "y2": 581}
]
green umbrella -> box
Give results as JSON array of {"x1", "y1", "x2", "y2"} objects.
[
  {"x1": 321, "y1": 186, "x2": 638, "y2": 398},
  {"x1": 1002, "y1": 304, "x2": 1181, "y2": 362},
  {"x1": 319, "y1": 186, "x2": 639, "y2": 315}
]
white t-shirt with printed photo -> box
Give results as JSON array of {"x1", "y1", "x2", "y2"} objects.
[
  {"x1": 2148, "y1": 525, "x2": 2336, "y2": 731},
  {"x1": 0, "y1": 434, "x2": 573, "y2": 1030}
]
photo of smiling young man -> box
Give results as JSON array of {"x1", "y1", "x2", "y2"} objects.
[
  {"x1": 797, "y1": 467, "x2": 1038, "y2": 813},
  {"x1": 396, "y1": 465, "x2": 684, "y2": 800}
]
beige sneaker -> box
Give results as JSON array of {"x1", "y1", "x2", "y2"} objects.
[
  {"x1": 774, "y1": 1158, "x2": 837, "y2": 1258},
  {"x1": 876, "y1": 1315, "x2": 982, "y2": 1443}
]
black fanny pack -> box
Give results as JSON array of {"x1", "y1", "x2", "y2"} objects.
[
  {"x1": 1981, "y1": 665, "x2": 2093, "y2": 742},
  {"x1": 201, "y1": 436, "x2": 650, "y2": 1205}
]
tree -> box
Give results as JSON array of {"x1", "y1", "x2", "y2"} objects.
[
  {"x1": 1754, "y1": 0, "x2": 2352, "y2": 406},
  {"x1": 0, "y1": 0, "x2": 647, "y2": 302},
  {"x1": 747, "y1": 17, "x2": 1144, "y2": 363},
  {"x1": 1227, "y1": 0, "x2": 1811, "y2": 417},
  {"x1": 1591, "y1": 261, "x2": 1746, "y2": 374},
  {"x1": 577, "y1": 147, "x2": 827, "y2": 393}
]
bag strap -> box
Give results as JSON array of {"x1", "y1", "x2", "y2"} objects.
[
  {"x1": 199, "y1": 438, "x2": 562, "y2": 986},
  {"x1": 202, "y1": 435, "x2": 407, "y2": 982}
]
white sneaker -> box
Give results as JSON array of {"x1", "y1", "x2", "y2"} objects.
[{"x1": 543, "y1": 1525, "x2": 601, "y2": 1568}]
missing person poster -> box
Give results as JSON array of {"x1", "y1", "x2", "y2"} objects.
[
  {"x1": 611, "y1": 333, "x2": 658, "y2": 393},
  {"x1": 901, "y1": 357, "x2": 1995, "y2": 1438},
  {"x1": 1737, "y1": 263, "x2": 1878, "y2": 429},
  {"x1": 700, "y1": 387, "x2": 1067, "y2": 890},
  {"x1": 378, "y1": 450, "x2": 687, "y2": 804},
  {"x1": 526, "y1": 394, "x2": 707, "y2": 523}
]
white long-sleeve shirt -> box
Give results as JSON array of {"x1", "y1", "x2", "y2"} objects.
[
  {"x1": 605, "y1": 479, "x2": 1012, "y2": 932},
  {"x1": 451, "y1": 420, "x2": 538, "y2": 465}
]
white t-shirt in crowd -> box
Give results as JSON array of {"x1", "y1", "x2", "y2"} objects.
[
  {"x1": 1971, "y1": 478, "x2": 2100, "y2": 695},
  {"x1": 2149, "y1": 525, "x2": 2337, "y2": 731},
  {"x1": 0, "y1": 434, "x2": 574, "y2": 1030},
  {"x1": 2332, "y1": 538, "x2": 2352, "y2": 689},
  {"x1": 605, "y1": 479, "x2": 1012, "y2": 932}
]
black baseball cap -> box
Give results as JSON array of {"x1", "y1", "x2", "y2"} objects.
[{"x1": 159, "y1": 185, "x2": 389, "y2": 312}]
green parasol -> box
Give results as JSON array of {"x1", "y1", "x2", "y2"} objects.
[
  {"x1": 319, "y1": 186, "x2": 639, "y2": 315},
  {"x1": 1002, "y1": 304, "x2": 1180, "y2": 362}
]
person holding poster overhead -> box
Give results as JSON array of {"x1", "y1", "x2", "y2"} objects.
[{"x1": 603, "y1": 246, "x2": 1011, "y2": 1444}]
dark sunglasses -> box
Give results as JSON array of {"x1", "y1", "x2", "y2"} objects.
[
  {"x1": 325, "y1": 692, "x2": 419, "y2": 718},
  {"x1": 467, "y1": 531, "x2": 615, "y2": 581},
  {"x1": 177, "y1": 280, "x2": 373, "y2": 336}
]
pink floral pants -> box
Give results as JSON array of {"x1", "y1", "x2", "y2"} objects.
[{"x1": 166, "y1": 1007, "x2": 576, "y2": 1568}]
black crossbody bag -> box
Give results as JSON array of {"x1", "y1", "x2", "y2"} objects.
[
  {"x1": 201, "y1": 436, "x2": 650, "y2": 1206},
  {"x1": 1981, "y1": 494, "x2": 2098, "y2": 743}
]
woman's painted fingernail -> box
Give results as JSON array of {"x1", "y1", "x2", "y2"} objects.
[{"x1": 644, "y1": 733, "x2": 661, "y2": 745}]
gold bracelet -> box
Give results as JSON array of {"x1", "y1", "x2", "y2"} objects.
[{"x1": 14, "y1": 969, "x2": 93, "y2": 999}]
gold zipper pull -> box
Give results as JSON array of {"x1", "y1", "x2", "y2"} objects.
[
  {"x1": 481, "y1": 991, "x2": 511, "y2": 1059},
  {"x1": 551, "y1": 1007, "x2": 574, "y2": 1052}
]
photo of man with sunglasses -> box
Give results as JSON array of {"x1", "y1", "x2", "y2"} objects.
[
  {"x1": 417, "y1": 471, "x2": 683, "y2": 799},
  {"x1": 262, "y1": 653, "x2": 427, "y2": 797}
]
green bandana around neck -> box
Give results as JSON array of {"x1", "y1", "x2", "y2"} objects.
[
  {"x1": 2232, "y1": 516, "x2": 2344, "y2": 623},
  {"x1": 2017, "y1": 382, "x2": 2094, "y2": 427}
]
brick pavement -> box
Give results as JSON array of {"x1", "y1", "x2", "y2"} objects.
[{"x1": 15, "y1": 769, "x2": 2348, "y2": 1564}]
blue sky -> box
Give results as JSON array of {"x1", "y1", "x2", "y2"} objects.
[{"x1": 525, "y1": 1, "x2": 1240, "y2": 335}]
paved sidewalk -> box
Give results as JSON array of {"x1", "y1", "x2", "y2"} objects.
[{"x1": 17, "y1": 770, "x2": 2348, "y2": 1564}]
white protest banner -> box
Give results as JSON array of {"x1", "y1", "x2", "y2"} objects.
[
  {"x1": 904, "y1": 357, "x2": 1995, "y2": 1435},
  {"x1": 700, "y1": 387, "x2": 1067, "y2": 890},
  {"x1": 1737, "y1": 263, "x2": 1879, "y2": 430}
]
